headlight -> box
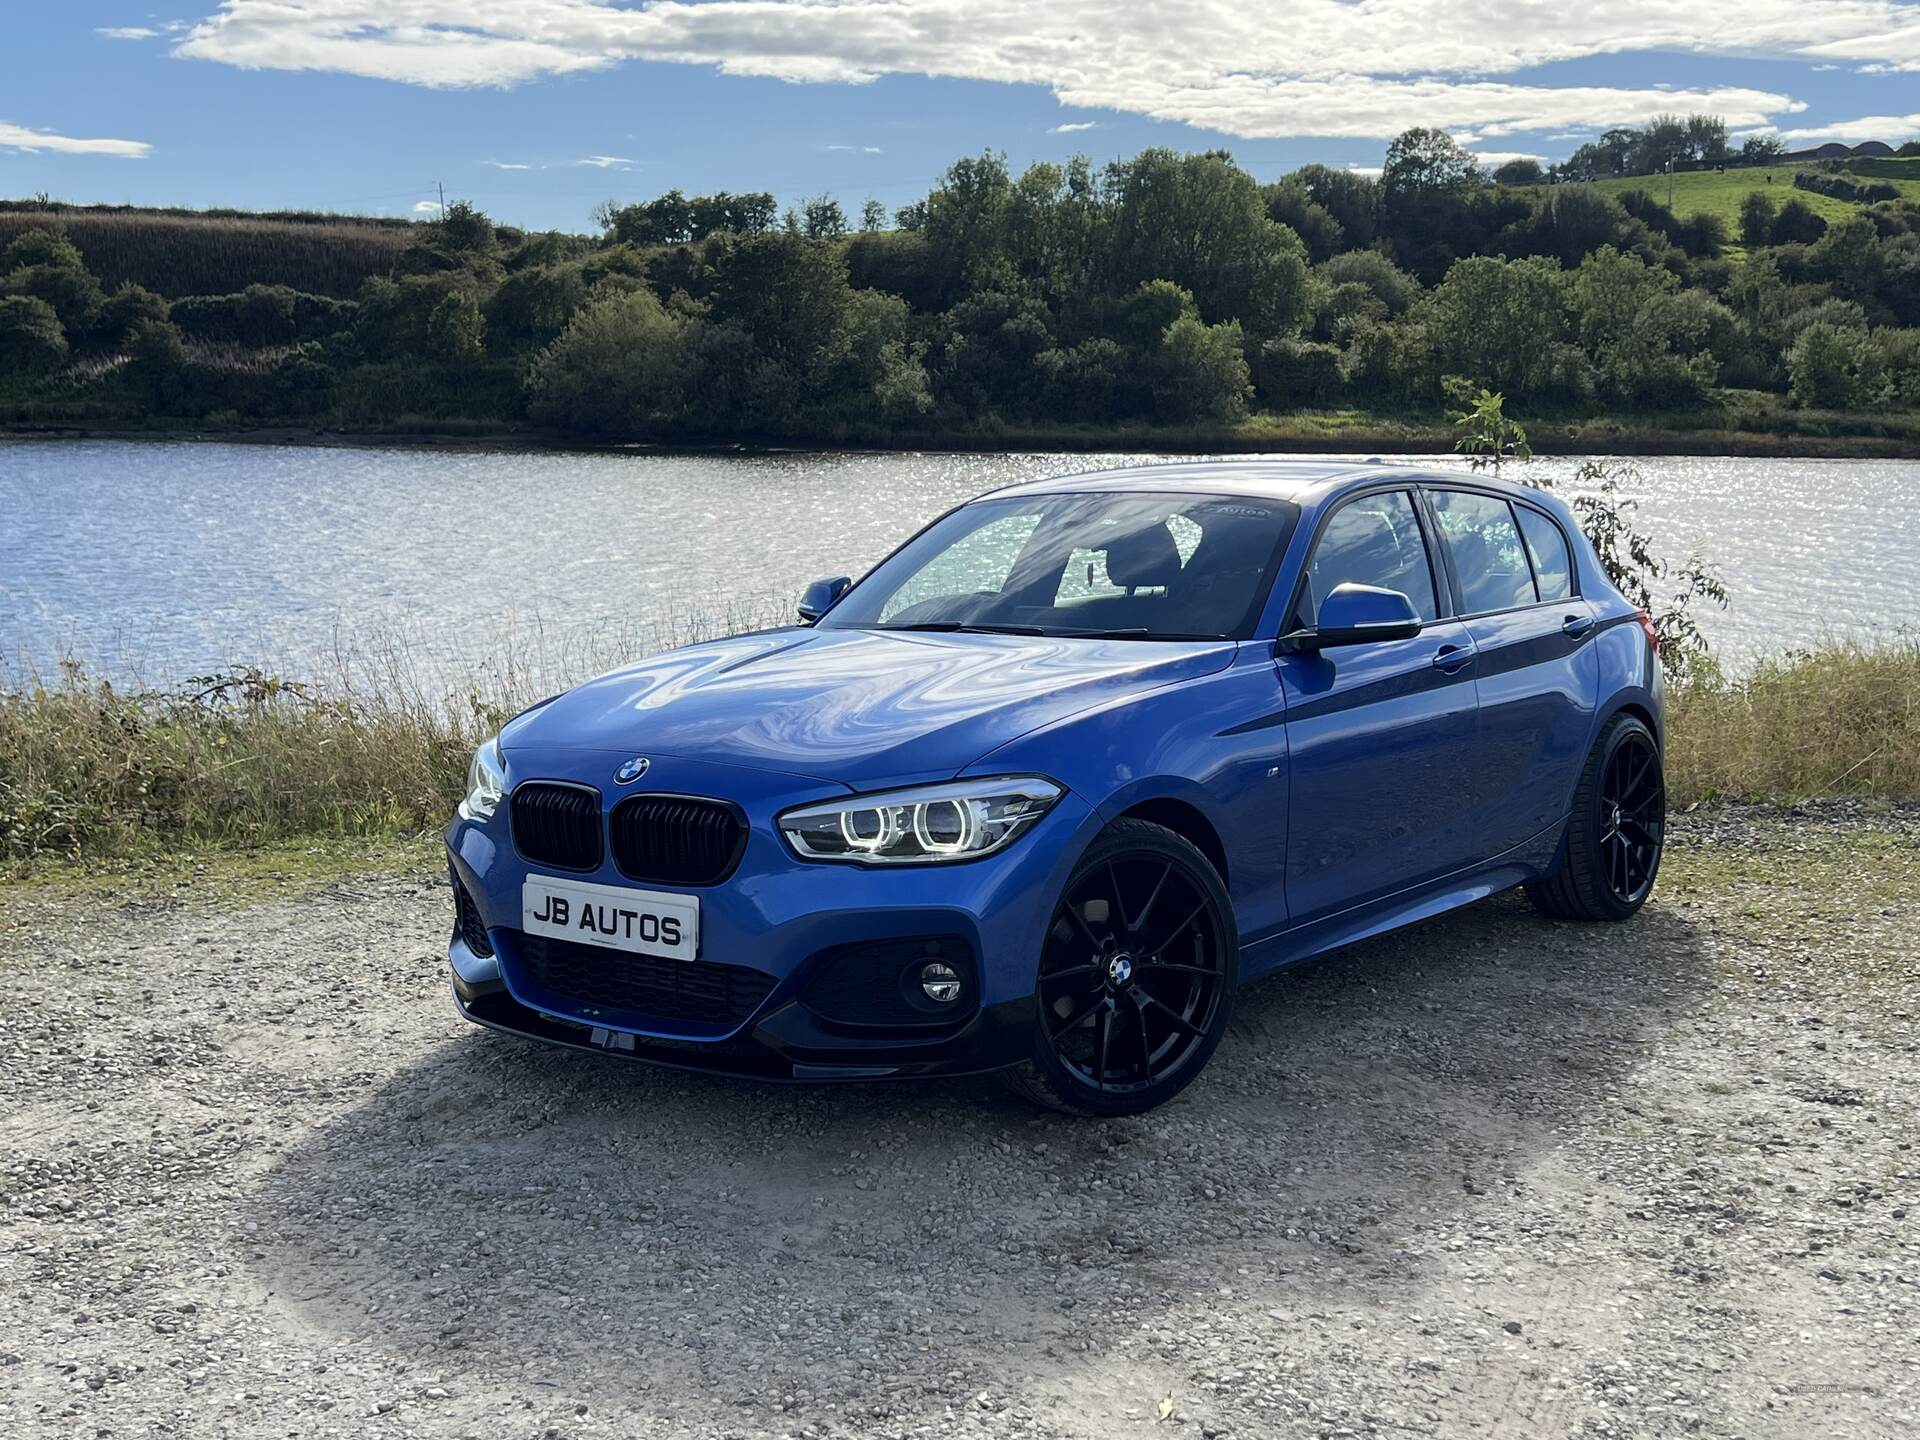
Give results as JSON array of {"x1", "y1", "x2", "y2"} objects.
[
  {"x1": 459, "y1": 737, "x2": 505, "y2": 821},
  {"x1": 777, "y1": 777, "x2": 1062, "y2": 865}
]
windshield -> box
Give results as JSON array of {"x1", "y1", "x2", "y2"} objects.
[{"x1": 821, "y1": 490, "x2": 1299, "y2": 640}]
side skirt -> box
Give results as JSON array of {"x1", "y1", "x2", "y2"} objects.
[{"x1": 1240, "y1": 816, "x2": 1567, "y2": 980}]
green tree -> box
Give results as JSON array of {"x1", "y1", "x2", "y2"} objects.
[
  {"x1": 1382, "y1": 129, "x2": 1481, "y2": 211},
  {"x1": 526, "y1": 290, "x2": 685, "y2": 434},
  {"x1": 1787, "y1": 320, "x2": 1888, "y2": 409},
  {"x1": 1739, "y1": 190, "x2": 1776, "y2": 247},
  {"x1": 427, "y1": 290, "x2": 487, "y2": 363},
  {"x1": 1, "y1": 225, "x2": 103, "y2": 334},
  {"x1": 1492, "y1": 158, "x2": 1546, "y2": 186},
  {"x1": 1153, "y1": 314, "x2": 1250, "y2": 422},
  {"x1": 1263, "y1": 176, "x2": 1343, "y2": 262},
  {"x1": 97, "y1": 283, "x2": 169, "y2": 347},
  {"x1": 705, "y1": 232, "x2": 854, "y2": 382},
  {"x1": 1770, "y1": 197, "x2": 1828, "y2": 246},
  {"x1": 1424, "y1": 255, "x2": 1569, "y2": 396},
  {"x1": 1105, "y1": 148, "x2": 1309, "y2": 337},
  {"x1": 1569, "y1": 246, "x2": 1716, "y2": 405},
  {"x1": 859, "y1": 197, "x2": 887, "y2": 232},
  {"x1": 802, "y1": 196, "x2": 848, "y2": 240},
  {"x1": 0, "y1": 294, "x2": 68, "y2": 375}
]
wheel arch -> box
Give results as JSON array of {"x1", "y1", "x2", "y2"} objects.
[{"x1": 1111, "y1": 794, "x2": 1230, "y2": 888}]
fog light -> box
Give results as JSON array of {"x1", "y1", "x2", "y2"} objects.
[{"x1": 919, "y1": 961, "x2": 962, "y2": 1004}]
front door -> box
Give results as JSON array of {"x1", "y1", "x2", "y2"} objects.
[{"x1": 1279, "y1": 488, "x2": 1481, "y2": 926}]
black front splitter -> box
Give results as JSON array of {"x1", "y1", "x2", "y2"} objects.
[{"x1": 452, "y1": 977, "x2": 1035, "y2": 1083}]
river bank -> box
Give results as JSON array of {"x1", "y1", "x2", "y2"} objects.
[{"x1": 7, "y1": 405, "x2": 1920, "y2": 459}]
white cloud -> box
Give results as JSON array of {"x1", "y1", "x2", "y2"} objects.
[
  {"x1": 572, "y1": 154, "x2": 632, "y2": 168},
  {"x1": 483, "y1": 159, "x2": 532, "y2": 168},
  {"x1": 823, "y1": 143, "x2": 883, "y2": 152},
  {"x1": 1471, "y1": 150, "x2": 1546, "y2": 168},
  {"x1": 98, "y1": 26, "x2": 160, "y2": 39},
  {"x1": 1050, "y1": 121, "x2": 1099, "y2": 134},
  {"x1": 0, "y1": 121, "x2": 151, "y2": 158},
  {"x1": 168, "y1": 1, "x2": 1920, "y2": 138},
  {"x1": 412, "y1": 199, "x2": 440, "y2": 212},
  {"x1": 1768, "y1": 111, "x2": 1920, "y2": 142}
]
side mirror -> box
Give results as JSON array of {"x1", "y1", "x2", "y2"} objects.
[
  {"x1": 1279, "y1": 582, "x2": 1422, "y2": 652},
  {"x1": 797, "y1": 575, "x2": 851, "y2": 623}
]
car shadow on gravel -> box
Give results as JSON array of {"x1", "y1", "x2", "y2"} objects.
[{"x1": 243, "y1": 891, "x2": 1711, "y2": 1422}]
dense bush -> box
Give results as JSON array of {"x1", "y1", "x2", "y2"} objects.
[
  {"x1": 2, "y1": 132, "x2": 1918, "y2": 437},
  {"x1": 1795, "y1": 170, "x2": 1901, "y2": 205}
]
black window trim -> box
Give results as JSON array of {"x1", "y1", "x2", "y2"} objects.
[
  {"x1": 1418, "y1": 482, "x2": 1583, "y2": 622},
  {"x1": 1283, "y1": 482, "x2": 1454, "y2": 633}
]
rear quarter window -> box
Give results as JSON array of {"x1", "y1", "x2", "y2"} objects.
[{"x1": 1514, "y1": 505, "x2": 1575, "y2": 602}]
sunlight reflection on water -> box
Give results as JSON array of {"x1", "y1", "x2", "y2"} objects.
[{"x1": 2, "y1": 440, "x2": 1913, "y2": 689}]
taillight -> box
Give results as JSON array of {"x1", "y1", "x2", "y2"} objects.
[{"x1": 1636, "y1": 608, "x2": 1659, "y2": 652}]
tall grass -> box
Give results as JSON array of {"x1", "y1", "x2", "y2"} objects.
[
  {"x1": 0, "y1": 212, "x2": 409, "y2": 299},
  {"x1": 3, "y1": 633, "x2": 1915, "y2": 868},
  {"x1": 0, "y1": 601, "x2": 784, "y2": 866},
  {"x1": 1667, "y1": 638, "x2": 1920, "y2": 802}
]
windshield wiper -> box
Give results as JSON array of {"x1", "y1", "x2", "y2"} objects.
[
  {"x1": 1055, "y1": 628, "x2": 1229, "y2": 641},
  {"x1": 878, "y1": 621, "x2": 1050, "y2": 636}
]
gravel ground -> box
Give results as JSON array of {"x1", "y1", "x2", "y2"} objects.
[{"x1": 3, "y1": 804, "x2": 1917, "y2": 1440}]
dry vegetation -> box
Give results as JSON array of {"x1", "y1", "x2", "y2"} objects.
[
  {"x1": 3, "y1": 632, "x2": 1914, "y2": 869},
  {"x1": 0, "y1": 208, "x2": 409, "y2": 299},
  {"x1": 1668, "y1": 637, "x2": 1920, "y2": 801}
]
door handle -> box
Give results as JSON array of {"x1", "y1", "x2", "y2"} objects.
[
  {"x1": 1430, "y1": 644, "x2": 1475, "y2": 674},
  {"x1": 1561, "y1": 613, "x2": 1596, "y2": 639}
]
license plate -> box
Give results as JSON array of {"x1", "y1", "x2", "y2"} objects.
[{"x1": 521, "y1": 874, "x2": 699, "y2": 961}]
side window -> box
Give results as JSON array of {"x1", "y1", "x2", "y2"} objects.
[
  {"x1": 1514, "y1": 505, "x2": 1574, "y2": 601},
  {"x1": 878, "y1": 512, "x2": 1041, "y2": 623},
  {"x1": 1304, "y1": 490, "x2": 1438, "y2": 623},
  {"x1": 1429, "y1": 490, "x2": 1537, "y2": 613}
]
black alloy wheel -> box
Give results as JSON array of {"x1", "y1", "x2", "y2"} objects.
[
  {"x1": 1528, "y1": 712, "x2": 1666, "y2": 921},
  {"x1": 1003, "y1": 818, "x2": 1237, "y2": 1116}
]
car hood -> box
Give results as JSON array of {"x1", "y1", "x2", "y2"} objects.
[{"x1": 503, "y1": 626, "x2": 1236, "y2": 789}]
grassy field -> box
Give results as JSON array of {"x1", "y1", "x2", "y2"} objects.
[{"x1": 1563, "y1": 157, "x2": 1920, "y2": 234}]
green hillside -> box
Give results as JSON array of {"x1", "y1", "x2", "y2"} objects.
[{"x1": 1571, "y1": 159, "x2": 1920, "y2": 234}]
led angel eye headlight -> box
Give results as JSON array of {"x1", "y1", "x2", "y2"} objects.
[{"x1": 778, "y1": 777, "x2": 1061, "y2": 865}]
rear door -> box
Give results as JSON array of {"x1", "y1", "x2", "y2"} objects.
[
  {"x1": 1423, "y1": 486, "x2": 1600, "y2": 859},
  {"x1": 1278, "y1": 487, "x2": 1481, "y2": 926}
]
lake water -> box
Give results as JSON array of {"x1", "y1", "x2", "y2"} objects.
[{"x1": 2, "y1": 439, "x2": 1915, "y2": 691}]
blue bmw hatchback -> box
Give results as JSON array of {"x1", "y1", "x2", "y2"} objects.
[{"x1": 446, "y1": 461, "x2": 1665, "y2": 1115}]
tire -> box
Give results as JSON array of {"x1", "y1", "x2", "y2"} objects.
[
  {"x1": 1001, "y1": 818, "x2": 1238, "y2": 1117},
  {"x1": 1527, "y1": 712, "x2": 1666, "y2": 922}
]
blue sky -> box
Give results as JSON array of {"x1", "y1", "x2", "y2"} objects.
[{"x1": 5, "y1": 3, "x2": 1920, "y2": 233}]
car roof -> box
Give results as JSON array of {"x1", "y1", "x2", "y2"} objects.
[{"x1": 984, "y1": 459, "x2": 1505, "y2": 507}]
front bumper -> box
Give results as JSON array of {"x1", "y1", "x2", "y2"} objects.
[{"x1": 445, "y1": 748, "x2": 1098, "y2": 1080}]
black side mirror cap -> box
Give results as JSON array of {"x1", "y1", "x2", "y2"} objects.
[{"x1": 797, "y1": 575, "x2": 852, "y2": 623}]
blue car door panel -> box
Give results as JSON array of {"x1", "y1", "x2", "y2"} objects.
[{"x1": 1278, "y1": 625, "x2": 1481, "y2": 925}]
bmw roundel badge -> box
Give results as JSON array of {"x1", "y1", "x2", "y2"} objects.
[{"x1": 614, "y1": 756, "x2": 651, "y2": 785}]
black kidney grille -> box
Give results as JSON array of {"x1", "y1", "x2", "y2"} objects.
[
  {"x1": 451, "y1": 871, "x2": 494, "y2": 958},
  {"x1": 517, "y1": 933, "x2": 776, "y2": 1027},
  {"x1": 511, "y1": 783, "x2": 603, "y2": 871},
  {"x1": 610, "y1": 795, "x2": 747, "y2": 886}
]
